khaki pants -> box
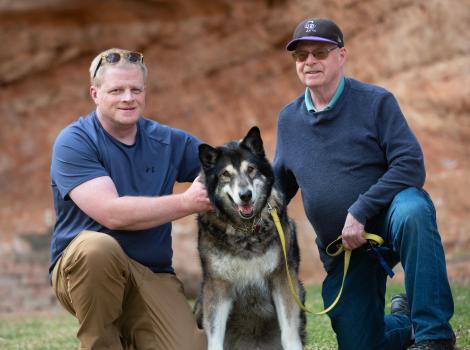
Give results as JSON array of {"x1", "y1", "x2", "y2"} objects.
[{"x1": 52, "y1": 230, "x2": 207, "y2": 350}]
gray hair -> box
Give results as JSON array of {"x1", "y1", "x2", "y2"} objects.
[{"x1": 89, "y1": 48, "x2": 148, "y2": 86}]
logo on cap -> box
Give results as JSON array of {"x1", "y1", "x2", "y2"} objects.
[{"x1": 304, "y1": 20, "x2": 316, "y2": 33}]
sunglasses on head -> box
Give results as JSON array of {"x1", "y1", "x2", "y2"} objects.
[
  {"x1": 92, "y1": 51, "x2": 144, "y2": 78},
  {"x1": 292, "y1": 46, "x2": 338, "y2": 62}
]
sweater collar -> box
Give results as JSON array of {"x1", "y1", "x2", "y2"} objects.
[{"x1": 305, "y1": 76, "x2": 345, "y2": 112}]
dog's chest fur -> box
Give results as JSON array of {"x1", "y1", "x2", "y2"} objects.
[
  {"x1": 210, "y1": 244, "x2": 280, "y2": 287},
  {"x1": 198, "y1": 211, "x2": 282, "y2": 287}
]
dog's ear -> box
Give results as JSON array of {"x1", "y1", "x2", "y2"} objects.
[
  {"x1": 199, "y1": 144, "x2": 218, "y2": 171},
  {"x1": 241, "y1": 126, "x2": 265, "y2": 157}
]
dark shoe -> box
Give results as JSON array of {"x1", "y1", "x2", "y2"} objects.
[
  {"x1": 391, "y1": 293, "x2": 410, "y2": 316},
  {"x1": 407, "y1": 338, "x2": 455, "y2": 350},
  {"x1": 391, "y1": 293, "x2": 415, "y2": 344}
]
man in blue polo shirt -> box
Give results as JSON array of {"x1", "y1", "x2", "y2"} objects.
[
  {"x1": 273, "y1": 18, "x2": 455, "y2": 350},
  {"x1": 50, "y1": 48, "x2": 211, "y2": 350}
]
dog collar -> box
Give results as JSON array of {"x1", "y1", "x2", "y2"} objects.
[{"x1": 229, "y1": 215, "x2": 263, "y2": 234}]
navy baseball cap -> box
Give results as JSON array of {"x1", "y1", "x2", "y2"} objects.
[{"x1": 286, "y1": 18, "x2": 344, "y2": 51}]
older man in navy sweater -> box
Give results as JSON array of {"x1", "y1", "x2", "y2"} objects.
[{"x1": 273, "y1": 18, "x2": 455, "y2": 350}]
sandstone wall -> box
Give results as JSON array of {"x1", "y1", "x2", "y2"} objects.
[{"x1": 0, "y1": 0, "x2": 469, "y2": 312}]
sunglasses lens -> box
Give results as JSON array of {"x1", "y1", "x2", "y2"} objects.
[
  {"x1": 314, "y1": 50, "x2": 328, "y2": 60},
  {"x1": 127, "y1": 52, "x2": 142, "y2": 63},
  {"x1": 292, "y1": 47, "x2": 336, "y2": 62},
  {"x1": 105, "y1": 53, "x2": 121, "y2": 63},
  {"x1": 293, "y1": 51, "x2": 308, "y2": 62}
]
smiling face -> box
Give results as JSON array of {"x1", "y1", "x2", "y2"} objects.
[
  {"x1": 199, "y1": 127, "x2": 274, "y2": 223},
  {"x1": 294, "y1": 41, "x2": 346, "y2": 91},
  {"x1": 90, "y1": 64, "x2": 146, "y2": 134},
  {"x1": 215, "y1": 159, "x2": 266, "y2": 220}
]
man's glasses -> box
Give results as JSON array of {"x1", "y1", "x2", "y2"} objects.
[
  {"x1": 92, "y1": 51, "x2": 144, "y2": 78},
  {"x1": 292, "y1": 46, "x2": 338, "y2": 62}
]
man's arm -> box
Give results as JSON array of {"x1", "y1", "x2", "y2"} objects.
[
  {"x1": 70, "y1": 175, "x2": 211, "y2": 231},
  {"x1": 342, "y1": 92, "x2": 425, "y2": 250},
  {"x1": 272, "y1": 117, "x2": 299, "y2": 205}
]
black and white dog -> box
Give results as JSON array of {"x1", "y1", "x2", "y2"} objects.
[{"x1": 194, "y1": 127, "x2": 306, "y2": 350}]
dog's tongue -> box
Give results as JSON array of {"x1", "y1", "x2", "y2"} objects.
[{"x1": 239, "y1": 204, "x2": 254, "y2": 216}]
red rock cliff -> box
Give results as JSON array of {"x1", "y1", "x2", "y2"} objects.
[{"x1": 0, "y1": 0, "x2": 469, "y2": 310}]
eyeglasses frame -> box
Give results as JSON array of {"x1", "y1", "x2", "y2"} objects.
[
  {"x1": 92, "y1": 51, "x2": 144, "y2": 79},
  {"x1": 292, "y1": 46, "x2": 339, "y2": 62}
]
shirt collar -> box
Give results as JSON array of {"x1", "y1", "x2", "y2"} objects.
[{"x1": 305, "y1": 76, "x2": 345, "y2": 112}]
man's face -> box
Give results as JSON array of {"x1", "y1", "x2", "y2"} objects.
[
  {"x1": 294, "y1": 41, "x2": 346, "y2": 89},
  {"x1": 90, "y1": 65, "x2": 146, "y2": 130}
]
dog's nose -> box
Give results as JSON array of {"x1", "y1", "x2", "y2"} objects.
[{"x1": 239, "y1": 189, "x2": 252, "y2": 202}]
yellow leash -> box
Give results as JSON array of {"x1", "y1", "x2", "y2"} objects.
[{"x1": 269, "y1": 205, "x2": 384, "y2": 315}]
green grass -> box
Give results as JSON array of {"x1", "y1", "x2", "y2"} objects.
[
  {"x1": 304, "y1": 284, "x2": 470, "y2": 349},
  {"x1": 0, "y1": 284, "x2": 468, "y2": 349},
  {"x1": 0, "y1": 313, "x2": 79, "y2": 350}
]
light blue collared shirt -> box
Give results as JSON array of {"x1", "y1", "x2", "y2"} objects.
[{"x1": 305, "y1": 76, "x2": 345, "y2": 112}]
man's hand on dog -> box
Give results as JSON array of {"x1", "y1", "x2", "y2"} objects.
[
  {"x1": 341, "y1": 213, "x2": 367, "y2": 250},
  {"x1": 182, "y1": 176, "x2": 212, "y2": 213}
]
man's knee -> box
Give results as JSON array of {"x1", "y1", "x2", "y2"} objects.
[
  {"x1": 390, "y1": 188, "x2": 435, "y2": 227},
  {"x1": 67, "y1": 231, "x2": 128, "y2": 283}
]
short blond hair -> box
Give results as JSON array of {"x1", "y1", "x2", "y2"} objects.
[{"x1": 89, "y1": 48, "x2": 148, "y2": 86}]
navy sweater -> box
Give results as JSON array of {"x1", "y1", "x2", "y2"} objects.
[{"x1": 273, "y1": 77, "x2": 425, "y2": 272}]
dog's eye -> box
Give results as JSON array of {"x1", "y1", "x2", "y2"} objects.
[
  {"x1": 221, "y1": 170, "x2": 231, "y2": 179},
  {"x1": 246, "y1": 166, "x2": 255, "y2": 174}
]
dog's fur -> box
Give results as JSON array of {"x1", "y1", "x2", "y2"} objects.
[{"x1": 194, "y1": 127, "x2": 306, "y2": 350}]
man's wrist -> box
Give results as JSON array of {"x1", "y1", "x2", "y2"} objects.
[{"x1": 177, "y1": 192, "x2": 194, "y2": 215}]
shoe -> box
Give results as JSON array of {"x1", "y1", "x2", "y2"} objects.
[
  {"x1": 407, "y1": 338, "x2": 455, "y2": 349},
  {"x1": 392, "y1": 294, "x2": 456, "y2": 350},
  {"x1": 391, "y1": 293, "x2": 415, "y2": 344},
  {"x1": 391, "y1": 293, "x2": 410, "y2": 316},
  {"x1": 408, "y1": 332, "x2": 456, "y2": 350}
]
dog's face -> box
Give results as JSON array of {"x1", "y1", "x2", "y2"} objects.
[{"x1": 199, "y1": 127, "x2": 274, "y2": 222}]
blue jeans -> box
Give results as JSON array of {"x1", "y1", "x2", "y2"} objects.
[{"x1": 321, "y1": 187, "x2": 454, "y2": 350}]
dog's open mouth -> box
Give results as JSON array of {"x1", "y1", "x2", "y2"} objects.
[{"x1": 238, "y1": 204, "x2": 254, "y2": 219}]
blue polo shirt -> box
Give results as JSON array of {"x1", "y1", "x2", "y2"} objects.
[
  {"x1": 49, "y1": 112, "x2": 201, "y2": 279},
  {"x1": 305, "y1": 76, "x2": 345, "y2": 112}
]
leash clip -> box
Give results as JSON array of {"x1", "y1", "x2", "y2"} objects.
[
  {"x1": 267, "y1": 202, "x2": 273, "y2": 213},
  {"x1": 365, "y1": 240, "x2": 378, "y2": 252}
]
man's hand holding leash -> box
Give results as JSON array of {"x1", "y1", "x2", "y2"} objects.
[{"x1": 341, "y1": 213, "x2": 367, "y2": 250}]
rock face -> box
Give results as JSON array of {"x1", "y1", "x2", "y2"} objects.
[{"x1": 0, "y1": 0, "x2": 469, "y2": 312}]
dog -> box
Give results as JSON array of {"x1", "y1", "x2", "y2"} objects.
[{"x1": 193, "y1": 126, "x2": 306, "y2": 350}]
